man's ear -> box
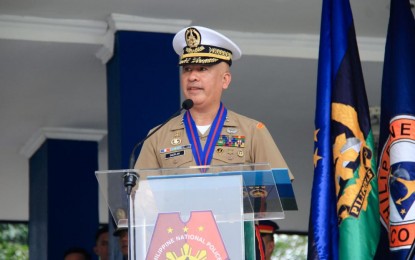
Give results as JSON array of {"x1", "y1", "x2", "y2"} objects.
[
  {"x1": 222, "y1": 71, "x2": 232, "y2": 90},
  {"x1": 267, "y1": 241, "x2": 275, "y2": 254}
]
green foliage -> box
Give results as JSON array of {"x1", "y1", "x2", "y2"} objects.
[
  {"x1": 273, "y1": 233, "x2": 308, "y2": 260},
  {"x1": 0, "y1": 223, "x2": 29, "y2": 260},
  {"x1": 0, "y1": 222, "x2": 307, "y2": 260}
]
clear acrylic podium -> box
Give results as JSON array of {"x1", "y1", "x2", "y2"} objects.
[{"x1": 96, "y1": 163, "x2": 293, "y2": 260}]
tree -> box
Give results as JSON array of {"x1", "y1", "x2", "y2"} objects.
[{"x1": 0, "y1": 223, "x2": 29, "y2": 260}]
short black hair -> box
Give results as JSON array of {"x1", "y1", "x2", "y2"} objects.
[
  {"x1": 95, "y1": 224, "x2": 109, "y2": 242},
  {"x1": 63, "y1": 247, "x2": 92, "y2": 260}
]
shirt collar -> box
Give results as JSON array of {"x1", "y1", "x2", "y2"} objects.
[{"x1": 170, "y1": 109, "x2": 239, "y2": 131}]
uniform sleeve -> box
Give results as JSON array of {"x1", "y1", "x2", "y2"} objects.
[{"x1": 251, "y1": 123, "x2": 294, "y2": 180}]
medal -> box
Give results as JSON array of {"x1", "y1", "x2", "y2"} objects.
[
  {"x1": 237, "y1": 150, "x2": 244, "y2": 157},
  {"x1": 171, "y1": 138, "x2": 181, "y2": 145},
  {"x1": 184, "y1": 103, "x2": 227, "y2": 172}
]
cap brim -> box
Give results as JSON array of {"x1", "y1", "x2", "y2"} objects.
[{"x1": 113, "y1": 227, "x2": 128, "y2": 236}]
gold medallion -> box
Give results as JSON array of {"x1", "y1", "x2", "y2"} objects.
[
  {"x1": 171, "y1": 138, "x2": 181, "y2": 145},
  {"x1": 237, "y1": 150, "x2": 244, "y2": 157}
]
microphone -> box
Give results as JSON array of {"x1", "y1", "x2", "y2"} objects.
[
  {"x1": 124, "y1": 99, "x2": 193, "y2": 195},
  {"x1": 123, "y1": 99, "x2": 194, "y2": 259},
  {"x1": 128, "y1": 99, "x2": 194, "y2": 169}
]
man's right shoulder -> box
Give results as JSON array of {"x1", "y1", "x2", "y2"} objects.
[{"x1": 147, "y1": 113, "x2": 185, "y2": 138}]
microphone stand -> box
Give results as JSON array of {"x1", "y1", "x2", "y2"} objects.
[
  {"x1": 122, "y1": 99, "x2": 193, "y2": 260},
  {"x1": 124, "y1": 170, "x2": 139, "y2": 260}
]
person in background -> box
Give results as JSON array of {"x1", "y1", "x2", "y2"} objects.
[
  {"x1": 63, "y1": 247, "x2": 92, "y2": 260},
  {"x1": 93, "y1": 224, "x2": 109, "y2": 260},
  {"x1": 113, "y1": 226, "x2": 128, "y2": 260},
  {"x1": 258, "y1": 220, "x2": 280, "y2": 260}
]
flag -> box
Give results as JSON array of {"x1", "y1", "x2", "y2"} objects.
[
  {"x1": 308, "y1": 0, "x2": 380, "y2": 259},
  {"x1": 376, "y1": 0, "x2": 415, "y2": 259}
]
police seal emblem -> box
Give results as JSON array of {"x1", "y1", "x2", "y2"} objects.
[
  {"x1": 378, "y1": 115, "x2": 415, "y2": 251},
  {"x1": 146, "y1": 211, "x2": 229, "y2": 260}
]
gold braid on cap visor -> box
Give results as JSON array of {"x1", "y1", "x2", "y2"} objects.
[{"x1": 181, "y1": 52, "x2": 232, "y2": 61}]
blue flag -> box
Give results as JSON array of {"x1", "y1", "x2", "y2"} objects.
[
  {"x1": 376, "y1": 0, "x2": 415, "y2": 259},
  {"x1": 308, "y1": 0, "x2": 380, "y2": 259}
]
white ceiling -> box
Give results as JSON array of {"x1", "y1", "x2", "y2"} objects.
[
  {"x1": 0, "y1": 0, "x2": 408, "y2": 232},
  {"x1": 0, "y1": 0, "x2": 392, "y2": 37}
]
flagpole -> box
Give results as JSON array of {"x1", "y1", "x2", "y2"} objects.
[{"x1": 407, "y1": 239, "x2": 415, "y2": 260}]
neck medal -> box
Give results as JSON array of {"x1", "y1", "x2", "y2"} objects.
[{"x1": 184, "y1": 103, "x2": 227, "y2": 171}]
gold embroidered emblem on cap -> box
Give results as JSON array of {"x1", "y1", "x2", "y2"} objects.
[
  {"x1": 209, "y1": 47, "x2": 232, "y2": 59},
  {"x1": 182, "y1": 52, "x2": 231, "y2": 61},
  {"x1": 185, "y1": 46, "x2": 205, "y2": 54},
  {"x1": 185, "y1": 28, "x2": 201, "y2": 48}
]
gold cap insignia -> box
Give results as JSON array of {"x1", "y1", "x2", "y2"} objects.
[
  {"x1": 173, "y1": 26, "x2": 241, "y2": 66},
  {"x1": 185, "y1": 28, "x2": 201, "y2": 48}
]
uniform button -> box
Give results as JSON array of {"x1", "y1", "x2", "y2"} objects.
[{"x1": 237, "y1": 150, "x2": 244, "y2": 157}]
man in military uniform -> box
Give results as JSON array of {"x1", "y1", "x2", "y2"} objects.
[
  {"x1": 258, "y1": 220, "x2": 280, "y2": 260},
  {"x1": 113, "y1": 226, "x2": 128, "y2": 260},
  {"x1": 135, "y1": 25, "x2": 292, "y2": 260},
  {"x1": 135, "y1": 26, "x2": 292, "y2": 178},
  {"x1": 93, "y1": 225, "x2": 109, "y2": 260}
]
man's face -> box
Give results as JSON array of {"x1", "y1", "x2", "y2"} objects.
[
  {"x1": 64, "y1": 253, "x2": 88, "y2": 260},
  {"x1": 262, "y1": 234, "x2": 275, "y2": 260},
  {"x1": 118, "y1": 230, "x2": 129, "y2": 256},
  {"x1": 94, "y1": 232, "x2": 109, "y2": 260},
  {"x1": 181, "y1": 62, "x2": 231, "y2": 109}
]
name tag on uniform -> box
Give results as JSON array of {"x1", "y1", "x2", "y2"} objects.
[
  {"x1": 160, "y1": 144, "x2": 191, "y2": 154},
  {"x1": 165, "y1": 150, "x2": 185, "y2": 159}
]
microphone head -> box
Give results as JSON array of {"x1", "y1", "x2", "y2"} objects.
[{"x1": 182, "y1": 99, "x2": 194, "y2": 110}]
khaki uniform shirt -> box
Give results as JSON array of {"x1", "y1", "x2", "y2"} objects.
[{"x1": 135, "y1": 110, "x2": 293, "y2": 179}]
